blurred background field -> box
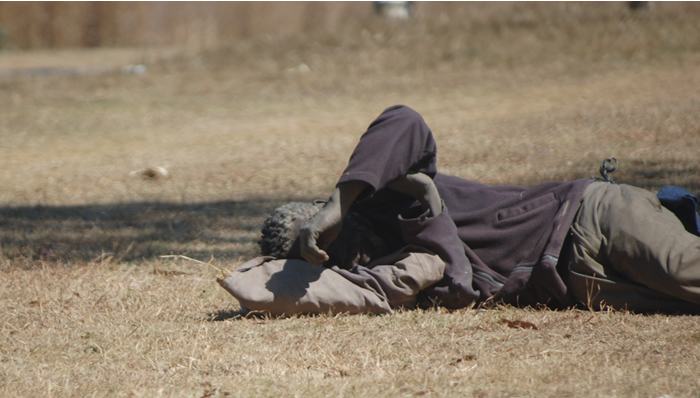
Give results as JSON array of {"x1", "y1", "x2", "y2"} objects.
[{"x1": 0, "y1": 2, "x2": 699, "y2": 397}]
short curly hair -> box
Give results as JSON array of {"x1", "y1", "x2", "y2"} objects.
[
  {"x1": 258, "y1": 202, "x2": 388, "y2": 269},
  {"x1": 258, "y1": 202, "x2": 320, "y2": 259}
]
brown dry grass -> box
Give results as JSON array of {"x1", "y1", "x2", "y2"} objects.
[{"x1": 1, "y1": 3, "x2": 700, "y2": 397}]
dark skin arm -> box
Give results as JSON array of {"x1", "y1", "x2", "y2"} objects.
[
  {"x1": 299, "y1": 172, "x2": 442, "y2": 266},
  {"x1": 387, "y1": 172, "x2": 442, "y2": 218},
  {"x1": 299, "y1": 180, "x2": 366, "y2": 266}
]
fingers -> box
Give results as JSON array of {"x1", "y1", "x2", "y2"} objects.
[
  {"x1": 299, "y1": 225, "x2": 330, "y2": 266},
  {"x1": 298, "y1": 195, "x2": 344, "y2": 266},
  {"x1": 388, "y1": 172, "x2": 442, "y2": 217}
]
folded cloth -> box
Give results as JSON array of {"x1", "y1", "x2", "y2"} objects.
[
  {"x1": 657, "y1": 185, "x2": 700, "y2": 236},
  {"x1": 218, "y1": 256, "x2": 392, "y2": 316},
  {"x1": 218, "y1": 249, "x2": 445, "y2": 317}
]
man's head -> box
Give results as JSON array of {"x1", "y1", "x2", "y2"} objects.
[
  {"x1": 258, "y1": 202, "x2": 320, "y2": 260},
  {"x1": 258, "y1": 202, "x2": 388, "y2": 269}
]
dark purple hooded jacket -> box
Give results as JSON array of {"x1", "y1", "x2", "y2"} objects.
[{"x1": 336, "y1": 105, "x2": 591, "y2": 309}]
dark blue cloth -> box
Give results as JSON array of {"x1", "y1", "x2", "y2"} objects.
[{"x1": 657, "y1": 185, "x2": 700, "y2": 236}]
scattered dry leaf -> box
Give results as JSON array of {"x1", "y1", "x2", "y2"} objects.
[{"x1": 499, "y1": 319, "x2": 539, "y2": 330}]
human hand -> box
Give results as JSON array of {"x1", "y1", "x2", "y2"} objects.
[
  {"x1": 388, "y1": 172, "x2": 442, "y2": 217},
  {"x1": 299, "y1": 199, "x2": 343, "y2": 266},
  {"x1": 299, "y1": 181, "x2": 368, "y2": 266}
]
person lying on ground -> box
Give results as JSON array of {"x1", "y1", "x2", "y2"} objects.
[{"x1": 220, "y1": 105, "x2": 700, "y2": 316}]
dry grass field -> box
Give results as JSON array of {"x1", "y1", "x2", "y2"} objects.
[{"x1": 1, "y1": 2, "x2": 700, "y2": 397}]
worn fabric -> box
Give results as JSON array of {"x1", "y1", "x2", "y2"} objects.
[
  {"x1": 337, "y1": 105, "x2": 591, "y2": 308},
  {"x1": 227, "y1": 104, "x2": 700, "y2": 313},
  {"x1": 335, "y1": 245, "x2": 447, "y2": 309},
  {"x1": 219, "y1": 249, "x2": 446, "y2": 316},
  {"x1": 562, "y1": 181, "x2": 700, "y2": 313},
  {"x1": 656, "y1": 185, "x2": 700, "y2": 236}
]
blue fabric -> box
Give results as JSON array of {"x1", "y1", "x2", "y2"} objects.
[{"x1": 656, "y1": 185, "x2": 700, "y2": 237}]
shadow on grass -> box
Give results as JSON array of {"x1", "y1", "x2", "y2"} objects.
[
  {"x1": 0, "y1": 196, "x2": 311, "y2": 268},
  {"x1": 2, "y1": 160, "x2": 699, "y2": 270},
  {"x1": 623, "y1": 160, "x2": 700, "y2": 193},
  {"x1": 207, "y1": 308, "x2": 337, "y2": 321},
  {"x1": 207, "y1": 308, "x2": 251, "y2": 321},
  {"x1": 529, "y1": 159, "x2": 700, "y2": 195}
]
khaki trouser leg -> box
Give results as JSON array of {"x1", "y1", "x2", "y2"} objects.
[{"x1": 564, "y1": 181, "x2": 700, "y2": 312}]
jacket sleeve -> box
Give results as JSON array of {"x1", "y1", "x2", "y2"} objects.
[
  {"x1": 398, "y1": 204, "x2": 480, "y2": 309},
  {"x1": 337, "y1": 105, "x2": 438, "y2": 199},
  {"x1": 333, "y1": 249, "x2": 447, "y2": 309},
  {"x1": 337, "y1": 105, "x2": 478, "y2": 308}
]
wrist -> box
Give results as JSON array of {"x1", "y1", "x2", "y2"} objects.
[
  {"x1": 388, "y1": 172, "x2": 442, "y2": 217},
  {"x1": 333, "y1": 181, "x2": 368, "y2": 216}
]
